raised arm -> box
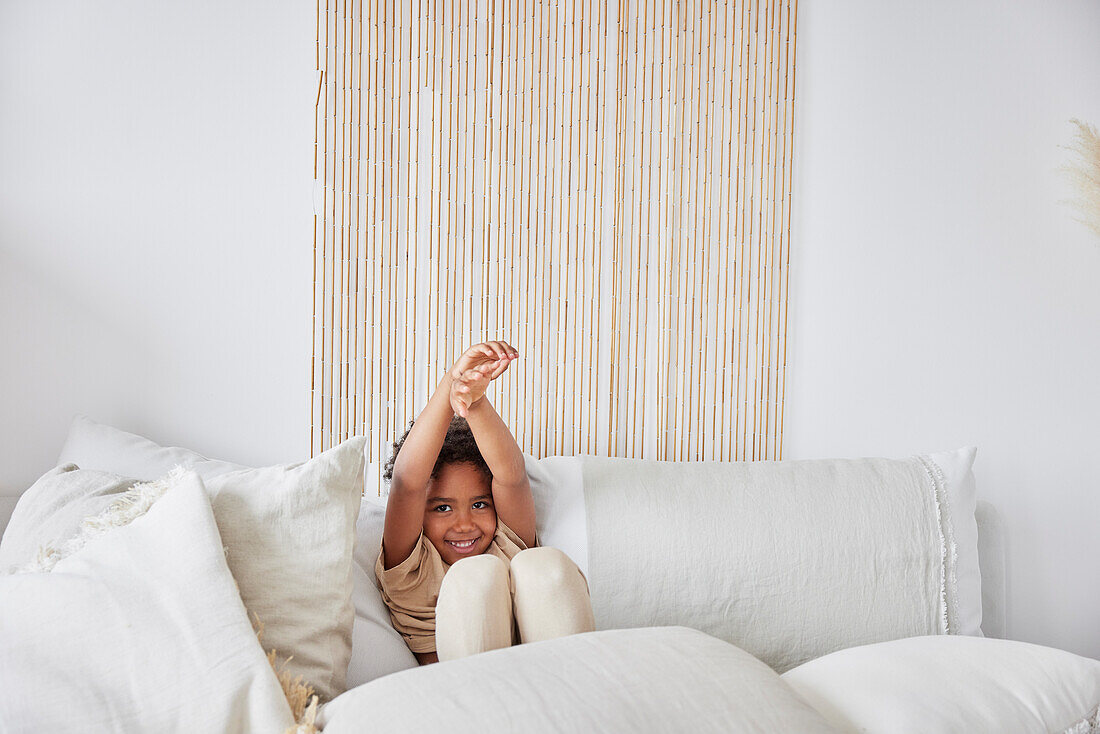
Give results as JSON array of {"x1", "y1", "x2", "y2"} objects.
[
  {"x1": 465, "y1": 397, "x2": 537, "y2": 547},
  {"x1": 381, "y1": 373, "x2": 456, "y2": 569},
  {"x1": 450, "y1": 341, "x2": 537, "y2": 547}
]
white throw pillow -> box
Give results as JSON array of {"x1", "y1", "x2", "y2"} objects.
[
  {"x1": 0, "y1": 471, "x2": 295, "y2": 733},
  {"x1": 57, "y1": 415, "x2": 247, "y2": 480},
  {"x1": 525, "y1": 454, "x2": 588, "y2": 575},
  {"x1": 0, "y1": 465, "x2": 137, "y2": 572},
  {"x1": 781, "y1": 635, "x2": 1100, "y2": 734},
  {"x1": 520, "y1": 448, "x2": 977, "y2": 640},
  {"x1": 580, "y1": 447, "x2": 982, "y2": 674},
  {"x1": 322, "y1": 627, "x2": 840, "y2": 734},
  {"x1": 26, "y1": 422, "x2": 366, "y2": 701}
]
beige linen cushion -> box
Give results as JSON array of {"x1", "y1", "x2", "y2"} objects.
[{"x1": 203, "y1": 437, "x2": 366, "y2": 701}]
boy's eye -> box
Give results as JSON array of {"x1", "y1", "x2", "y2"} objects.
[
  {"x1": 433, "y1": 504, "x2": 451, "y2": 513},
  {"x1": 472, "y1": 501, "x2": 490, "y2": 510}
]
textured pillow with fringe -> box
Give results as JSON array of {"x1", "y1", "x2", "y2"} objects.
[{"x1": 0, "y1": 470, "x2": 297, "y2": 733}]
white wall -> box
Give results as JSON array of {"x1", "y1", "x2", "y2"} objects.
[
  {"x1": 1, "y1": 1, "x2": 1098, "y2": 658},
  {"x1": 0, "y1": 0, "x2": 317, "y2": 486},
  {"x1": 786, "y1": 1, "x2": 1100, "y2": 659}
]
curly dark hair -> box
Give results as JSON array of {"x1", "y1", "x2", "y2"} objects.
[{"x1": 382, "y1": 416, "x2": 492, "y2": 484}]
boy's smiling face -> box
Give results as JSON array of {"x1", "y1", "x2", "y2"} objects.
[{"x1": 423, "y1": 462, "x2": 497, "y2": 565}]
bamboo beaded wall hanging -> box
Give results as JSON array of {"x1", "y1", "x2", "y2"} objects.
[{"x1": 312, "y1": 0, "x2": 798, "y2": 482}]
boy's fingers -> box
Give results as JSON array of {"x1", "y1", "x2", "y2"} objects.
[
  {"x1": 456, "y1": 373, "x2": 481, "y2": 387},
  {"x1": 472, "y1": 344, "x2": 496, "y2": 362}
]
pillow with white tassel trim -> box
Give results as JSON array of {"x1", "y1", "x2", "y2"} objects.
[{"x1": 0, "y1": 470, "x2": 299, "y2": 733}]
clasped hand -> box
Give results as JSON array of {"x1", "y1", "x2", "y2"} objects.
[{"x1": 449, "y1": 340, "x2": 519, "y2": 418}]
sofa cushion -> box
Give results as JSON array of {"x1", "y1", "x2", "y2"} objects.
[
  {"x1": 781, "y1": 635, "x2": 1100, "y2": 734},
  {"x1": 581, "y1": 448, "x2": 980, "y2": 673},
  {"x1": 321, "y1": 627, "x2": 840, "y2": 734},
  {"x1": 0, "y1": 471, "x2": 294, "y2": 733}
]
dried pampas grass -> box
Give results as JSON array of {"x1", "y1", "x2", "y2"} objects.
[
  {"x1": 1062, "y1": 118, "x2": 1100, "y2": 239},
  {"x1": 269, "y1": 649, "x2": 319, "y2": 734},
  {"x1": 255, "y1": 616, "x2": 320, "y2": 734}
]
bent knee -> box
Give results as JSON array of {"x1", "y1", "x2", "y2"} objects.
[
  {"x1": 509, "y1": 547, "x2": 581, "y2": 590},
  {"x1": 443, "y1": 554, "x2": 510, "y2": 597}
]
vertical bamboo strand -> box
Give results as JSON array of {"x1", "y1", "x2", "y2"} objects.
[
  {"x1": 627, "y1": 0, "x2": 643, "y2": 458},
  {"x1": 696, "y1": 0, "x2": 717, "y2": 459},
  {"x1": 668, "y1": 0, "x2": 686, "y2": 460},
  {"x1": 761, "y1": 0, "x2": 781, "y2": 458},
  {"x1": 311, "y1": 0, "x2": 323, "y2": 455},
  {"x1": 339, "y1": 0, "x2": 349, "y2": 444},
  {"x1": 324, "y1": 0, "x2": 334, "y2": 453},
  {"x1": 737, "y1": 0, "x2": 757, "y2": 459},
  {"x1": 776, "y1": 0, "x2": 797, "y2": 459},
  {"x1": 588, "y1": 0, "x2": 607, "y2": 456},
  {"x1": 714, "y1": 0, "x2": 734, "y2": 460}
]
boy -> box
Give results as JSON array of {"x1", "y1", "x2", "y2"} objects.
[{"x1": 376, "y1": 340, "x2": 593, "y2": 664}]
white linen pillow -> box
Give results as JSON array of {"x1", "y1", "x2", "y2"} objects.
[
  {"x1": 580, "y1": 447, "x2": 982, "y2": 674},
  {"x1": 57, "y1": 414, "x2": 247, "y2": 480},
  {"x1": 525, "y1": 454, "x2": 588, "y2": 575},
  {"x1": 781, "y1": 635, "x2": 1100, "y2": 734},
  {"x1": 0, "y1": 465, "x2": 137, "y2": 572},
  {"x1": 22, "y1": 423, "x2": 366, "y2": 701},
  {"x1": 0, "y1": 471, "x2": 295, "y2": 733},
  {"x1": 322, "y1": 627, "x2": 840, "y2": 734},
  {"x1": 517, "y1": 448, "x2": 977, "y2": 638}
]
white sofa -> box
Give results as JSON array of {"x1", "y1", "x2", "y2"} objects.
[{"x1": 1, "y1": 417, "x2": 1097, "y2": 734}]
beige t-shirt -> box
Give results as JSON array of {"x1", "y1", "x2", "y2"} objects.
[{"x1": 375, "y1": 520, "x2": 531, "y2": 655}]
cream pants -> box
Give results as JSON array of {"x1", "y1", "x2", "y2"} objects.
[{"x1": 435, "y1": 547, "x2": 596, "y2": 662}]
